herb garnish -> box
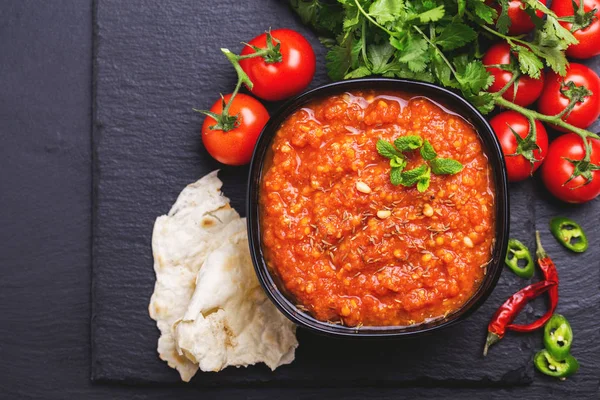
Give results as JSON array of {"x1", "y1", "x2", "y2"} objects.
[{"x1": 377, "y1": 136, "x2": 463, "y2": 192}]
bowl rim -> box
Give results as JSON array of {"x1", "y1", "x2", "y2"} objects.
[{"x1": 247, "y1": 77, "x2": 509, "y2": 338}]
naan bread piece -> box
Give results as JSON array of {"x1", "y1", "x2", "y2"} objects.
[
  {"x1": 149, "y1": 171, "x2": 244, "y2": 382},
  {"x1": 174, "y1": 229, "x2": 298, "y2": 373}
]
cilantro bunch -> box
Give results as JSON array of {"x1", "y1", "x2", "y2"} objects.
[
  {"x1": 377, "y1": 136, "x2": 463, "y2": 192},
  {"x1": 291, "y1": 0, "x2": 600, "y2": 186},
  {"x1": 291, "y1": 0, "x2": 579, "y2": 113}
]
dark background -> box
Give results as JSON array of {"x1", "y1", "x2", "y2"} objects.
[{"x1": 1, "y1": 0, "x2": 598, "y2": 399}]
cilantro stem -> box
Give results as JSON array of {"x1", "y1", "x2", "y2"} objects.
[
  {"x1": 477, "y1": 20, "x2": 530, "y2": 47},
  {"x1": 353, "y1": 0, "x2": 393, "y2": 36},
  {"x1": 413, "y1": 25, "x2": 458, "y2": 77},
  {"x1": 361, "y1": 19, "x2": 369, "y2": 68}
]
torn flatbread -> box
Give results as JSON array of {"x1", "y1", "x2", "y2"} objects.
[
  {"x1": 149, "y1": 171, "x2": 243, "y2": 381},
  {"x1": 149, "y1": 171, "x2": 297, "y2": 382},
  {"x1": 174, "y1": 229, "x2": 298, "y2": 372}
]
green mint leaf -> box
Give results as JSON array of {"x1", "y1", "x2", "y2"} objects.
[
  {"x1": 369, "y1": 0, "x2": 403, "y2": 25},
  {"x1": 420, "y1": 140, "x2": 437, "y2": 160},
  {"x1": 416, "y1": 5, "x2": 445, "y2": 23},
  {"x1": 394, "y1": 135, "x2": 423, "y2": 152},
  {"x1": 435, "y1": 22, "x2": 477, "y2": 51},
  {"x1": 417, "y1": 174, "x2": 431, "y2": 192},
  {"x1": 430, "y1": 158, "x2": 464, "y2": 175},
  {"x1": 390, "y1": 156, "x2": 407, "y2": 169},
  {"x1": 400, "y1": 164, "x2": 429, "y2": 186},
  {"x1": 512, "y1": 46, "x2": 543, "y2": 79},
  {"x1": 458, "y1": 60, "x2": 494, "y2": 94},
  {"x1": 390, "y1": 166, "x2": 404, "y2": 186},
  {"x1": 376, "y1": 139, "x2": 400, "y2": 159},
  {"x1": 496, "y1": 0, "x2": 511, "y2": 34}
]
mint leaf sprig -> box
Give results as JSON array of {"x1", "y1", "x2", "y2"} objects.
[{"x1": 376, "y1": 136, "x2": 463, "y2": 193}]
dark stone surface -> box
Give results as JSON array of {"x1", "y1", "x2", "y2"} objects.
[
  {"x1": 2, "y1": 0, "x2": 598, "y2": 398},
  {"x1": 93, "y1": 0, "x2": 548, "y2": 386}
]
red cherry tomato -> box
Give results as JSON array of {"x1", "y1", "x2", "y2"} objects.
[
  {"x1": 490, "y1": 111, "x2": 548, "y2": 182},
  {"x1": 538, "y1": 63, "x2": 600, "y2": 132},
  {"x1": 552, "y1": 0, "x2": 600, "y2": 59},
  {"x1": 483, "y1": 42, "x2": 545, "y2": 107},
  {"x1": 239, "y1": 29, "x2": 316, "y2": 101},
  {"x1": 489, "y1": 0, "x2": 547, "y2": 35},
  {"x1": 201, "y1": 93, "x2": 269, "y2": 166},
  {"x1": 541, "y1": 134, "x2": 600, "y2": 203}
]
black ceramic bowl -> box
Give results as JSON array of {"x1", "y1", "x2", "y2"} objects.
[{"x1": 247, "y1": 78, "x2": 509, "y2": 338}]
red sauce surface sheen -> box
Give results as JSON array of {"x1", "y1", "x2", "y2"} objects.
[{"x1": 260, "y1": 91, "x2": 496, "y2": 327}]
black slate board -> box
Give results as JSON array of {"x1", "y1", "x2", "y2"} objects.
[{"x1": 91, "y1": 0, "x2": 599, "y2": 388}]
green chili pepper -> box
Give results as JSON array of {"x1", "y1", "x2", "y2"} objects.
[
  {"x1": 534, "y1": 349, "x2": 579, "y2": 379},
  {"x1": 544, "y1": 314, "x2": 573, "y2": 361},
  {"x1": 504, "y1": 239, "x2": 535, "y2": 278},
  {"x1": 550, "y1": 217, "x2": 588, "y2": 253}
]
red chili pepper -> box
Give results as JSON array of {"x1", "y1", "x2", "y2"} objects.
[
  {"x1": 483, "y1": 279, "x2": 557, "y2": 356},
  {"x1": 507, "y1": 231, "x2": 559, "y2": 332}
]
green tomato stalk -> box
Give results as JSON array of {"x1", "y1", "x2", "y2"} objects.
[{"x1": 194, "y1": 30, "x2": 281, "y2": 132}]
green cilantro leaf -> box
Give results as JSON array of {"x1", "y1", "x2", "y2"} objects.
[
  {"x1": 398, "y1": 38, "x2": 430, "y2": 73},
  {"x1": 415, "y1": 5, "x2": 445, "y2": 23},
  {"x1": 465, "y1": 91, "x2": 496, "y2": 114},
  {"x1": 290, "y1": 0, "x2": 343, "y2": 34},
  {"x1": 376, "y1": 139, "x2": 401, "y2": 159},
  {"x1": 400, "y1": 164, "x2": 430, "y2": 186},
  {"x1": 345, "y1": 65, "x2": 372, "y2": 79},
  {"x1": 496, "y1": 0, "x2": 512, "y2": 34},
  {"x1": 512, "y1": 46, "x2": 544, "y2": 79},
  {"x1": 369, "y1": 0, "x2": 403, "y2": 25},
  {"x1": 458, "y1": 60, "x2": 494, "y2": 94},
  {"x1": 435, "y1": 22, "x2": 477, "y2": 51},
  {"x1": 420, "y1": 140, "x2": 437, "y2": 160},
  {"x1": 430, "y1": 158, "x2": 464, "y2": 175},
  {"x1": 325, "y1": 36, "x2": 362, "y2": 80},
  {"x1": 368, "y1": 43, "x2": 397, "y2": 75},
  {"x1": 469, "y1": 0, "x2": 497, "y2": 24},
  {"x1": 394, "y1": 135, "x2": 424, "y2": 151}
]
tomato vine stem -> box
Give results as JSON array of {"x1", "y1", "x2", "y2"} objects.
[{"x1": 196, "y1": 31, "x2": 280, "y2": 132}]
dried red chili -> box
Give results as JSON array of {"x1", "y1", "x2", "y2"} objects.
[
  {"x1": 507, "y1": 231, "x2": 559, "y2": 333},
  {"x1": 483, "y1": 279, "x2": 557, "y2": 356}
]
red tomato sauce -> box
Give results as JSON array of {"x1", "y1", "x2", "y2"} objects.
[{"x1": 260, "y1": 91, "x2": 496, "y2": 327}]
